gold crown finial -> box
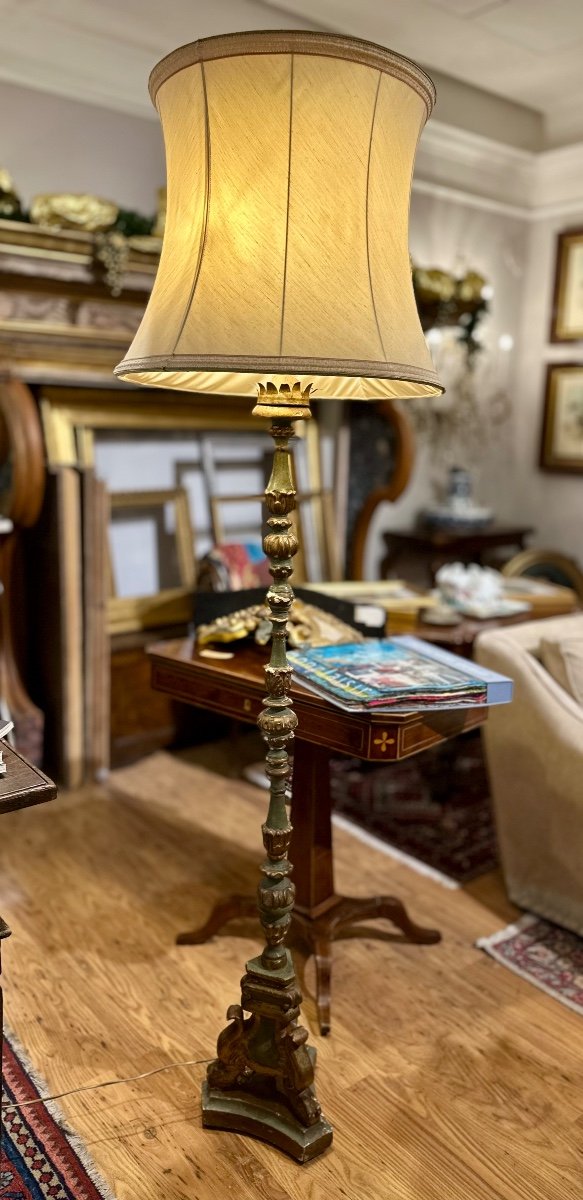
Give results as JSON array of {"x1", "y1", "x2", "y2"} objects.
[{"x1": 252, "y1": 381, "x2": 313, "y2": 419}]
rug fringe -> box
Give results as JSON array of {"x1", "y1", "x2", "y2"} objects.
[
  {"x1": 4, "y1": 1026, "x2": 118, "y2": 1200},
  {"x1": 477, "y1": 915, "x2": 583, "y2": 1017}
]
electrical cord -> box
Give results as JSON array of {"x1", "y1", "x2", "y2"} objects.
[{"x1": 2, "y1": 1055, "x2": 214, "y2": 1112}]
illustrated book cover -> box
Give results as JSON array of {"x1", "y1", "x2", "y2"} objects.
[{"x1": 288, "y1": 635, "x2": 513, "y2": 712}]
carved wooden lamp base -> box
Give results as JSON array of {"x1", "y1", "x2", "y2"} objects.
[
  {"x1": 203, "y1": 387, "x2": 332, "y2": 1161},
  {"x1": 202, "y1": 962, "x2": 332, "y2": 1163},
  {"x1": 202, "y1": 1086, "x2": 332, "y2": 1163}
]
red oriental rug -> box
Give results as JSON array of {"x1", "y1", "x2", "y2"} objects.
[
  {"x1": 1, "y1": 1033, "x2": 115, "y2": 1199},
  {"x1": 478, "y1": 915, "x2": 583, "y2": 1015}
]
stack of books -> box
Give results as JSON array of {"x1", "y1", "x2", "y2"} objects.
[{"x1": 288, "y1": 635, "x2": 513, "y2": 713}]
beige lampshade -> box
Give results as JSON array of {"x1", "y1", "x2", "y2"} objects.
[{"x1": 115, "y1": 31, "x2": 442, "y2": 402}]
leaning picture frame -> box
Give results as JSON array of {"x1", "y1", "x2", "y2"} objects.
[
  {"x1": 540, "y1": 363, "x2": 583, "y2": 473},
  {"x1": 107, "y1": 487, "x2": 196, "y2": 634},
  {"x1": 551, "y1": 228, "x2": 583, "y2": 342}
]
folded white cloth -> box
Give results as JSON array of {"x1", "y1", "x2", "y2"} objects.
[{"x1": 436, "y1": 562, "x2": 503, "y2": 608}]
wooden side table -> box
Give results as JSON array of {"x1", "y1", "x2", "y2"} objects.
[
  {"x1": 381, "y1": 525, "x2": 533, "y2": 587},
  {"x1": 149, "y1": 638, "x2": 487, "y2": 1034},
  {"x1": 0, "y1": 744, "x2": 56, "y2": 1141}
]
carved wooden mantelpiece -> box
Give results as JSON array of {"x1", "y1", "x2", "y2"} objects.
[
  {"x1": 0, "y1": 219, "x2": 185, "y2": 777},
  {"x1": 0, "y1": 217, "x2": 157, "y2": 381},
  {"x1": 0, "y1": 220, "x2": 280, "y2": 779}
]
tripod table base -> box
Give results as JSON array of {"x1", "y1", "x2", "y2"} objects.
[{"x1": 178, "y1": 891, "x2": 441, "y2": 1035}]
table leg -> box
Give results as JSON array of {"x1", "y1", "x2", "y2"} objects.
[
  {"x1": 290, "y1": 739, "x2": 335, "y2": 914},
  {"x1": 290, "y1": 743, "x2": 440, "y2": 1032},
  {"x1": 177, "y1": 895, "x2": 257, "y2": 945}
]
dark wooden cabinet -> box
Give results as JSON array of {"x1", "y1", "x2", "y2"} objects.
[{"x1": 381, "y1": 524, "x2": 533, "y2": 587}]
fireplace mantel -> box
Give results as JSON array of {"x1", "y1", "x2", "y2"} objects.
[{"x1": 0, "y1": 217, "x2": 158, "y2": 383}]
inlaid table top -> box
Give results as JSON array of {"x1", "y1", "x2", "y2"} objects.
[{"x1": 149, "y1": 637, "x2": 487, "y2": 763}]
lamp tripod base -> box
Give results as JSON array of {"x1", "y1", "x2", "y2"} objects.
[
  {"x1": 202, "y1": 1049, "x2": 333, "y2": 1164},
  {"x1": 203, "y1": 951, "x2": 332, "y2": 1162}
]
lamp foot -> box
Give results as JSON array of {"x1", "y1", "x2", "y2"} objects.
[
  {"x1": 202, "y1": 1048, "x2": 332, "y2": 1164},
  {"x1": 204, "y1": 952, "x2": 332, "y2": 1162}
]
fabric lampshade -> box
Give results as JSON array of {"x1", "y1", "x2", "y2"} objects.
[{"x1": 115, "y1": 31, "x2": 442, "y2": 402}]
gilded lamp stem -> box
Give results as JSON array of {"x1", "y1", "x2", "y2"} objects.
[
  {"x1": 256, "y1": 417, "x2": 300, "y2": 970},
  {"x1": 251, "y1": 381, "x2": 313, "y2": 973},
  {"x1": 204, "y1": 385, "x2": 331, "y2": 1156}
]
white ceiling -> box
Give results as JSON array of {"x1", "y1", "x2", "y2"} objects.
[{"x1": 1, "y1": 0, "x2": 582, "y2": 148}]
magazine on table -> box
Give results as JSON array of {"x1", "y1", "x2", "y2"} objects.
[{"x1": 288, "y1": 635, "x2": 513, "y2": 713}]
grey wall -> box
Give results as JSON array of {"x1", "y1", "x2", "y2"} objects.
[{"x1": 1, "y1": 80, "x2": 164, "y2": 213}]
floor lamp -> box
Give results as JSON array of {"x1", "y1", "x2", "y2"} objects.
[{"x1": 115, "y1": 29, "x2": 443, "y2": 1162}]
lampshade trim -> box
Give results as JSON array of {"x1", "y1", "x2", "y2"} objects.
[
  {"x1": 114, "y1": 353, "x2": 443, "y2": 390},
  {"x1": 149, "y1": 31, "x2": 436, "y2": 121}
]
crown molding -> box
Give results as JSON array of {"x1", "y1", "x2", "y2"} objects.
[
  {"x1": 534, "y1": 142, "x2": 583, "y2": 213},
  {"x1": 416, "y1": 121, "x2": 583, "y2": 222},
  {"x1": 412, "y1": 177, "x2": 529, "y2": 221},
  {"x1": 417, "y1": 121, "x2": 534, "y2": 212}
]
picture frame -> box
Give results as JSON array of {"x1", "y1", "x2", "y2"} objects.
[
  {"x1": 107, "y1": 487, "x2": 196, "y2": 634},
  {"x1": 551, "y1": 228, "x2": 583, "y2": 342},
  {"x1": 208, "y1": 487, "x2": 340, "y2": 584},
  {"x1": 540, "y1": 363, "x2": 583, "y2": 473}
]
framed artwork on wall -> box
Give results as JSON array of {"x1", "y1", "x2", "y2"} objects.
[
  {"x1": 540, "y1": 363, "x2": 583, "y2": 472},
  {"x1": 551, "y1": 229, "x2": 583, "y2": 342}
]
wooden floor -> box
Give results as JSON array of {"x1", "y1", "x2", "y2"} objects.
[{"x1": 0, "y1": 743, "x2": 582, "y2": 1200}]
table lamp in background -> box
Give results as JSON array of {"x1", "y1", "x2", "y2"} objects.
[{"x1": 115, "y1": 30, "x2": 442, "y2": 1162}]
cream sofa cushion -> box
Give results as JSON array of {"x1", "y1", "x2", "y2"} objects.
[
  {"x1": 540, "y1": 636, "x2": 583, "y2": 705},
  {"x1": 476, "y1": 614, "x2": 583, "y2": 935}
]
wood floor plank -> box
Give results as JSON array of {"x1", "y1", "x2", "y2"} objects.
[{"x1": 0, "y1": 747, "x2": 581, "y2": 1200}]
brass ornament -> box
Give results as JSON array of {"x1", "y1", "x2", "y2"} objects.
[
  {"x1": 0, "y1": 169, "x2": 23, "y2": 220},
  {"x1": 30, "y1": 192, "x2": 119, "y2": 232},
  {"x1": 252, "y1": 381, "x2": 314, "y2": 420},
  {"x1": 414, "y1": 267, "x2": 457, "y2": 304},
  {"x1": 457, "y1": 270, "x2": 487, "y2": 304},
  {"x1": 94, "y1": 231, "x2": 130, "y2": 298},
  {"x1": 411, "y1": 263, "x2": 489, "y2": 360},
  {"x1": 196, "y1": 596, "x2": 362, "y2": 650}
]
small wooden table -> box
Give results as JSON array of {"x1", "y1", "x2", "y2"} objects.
[
  {"x1": 150, "y1": 638, "x2": 487, "y2": 1034},
  {"x1": 381, "y1": 525, "x2": 533, "y2": 587},
  {"x1": 0, "y1": 745, "x2": 56, "y2": 1139}
]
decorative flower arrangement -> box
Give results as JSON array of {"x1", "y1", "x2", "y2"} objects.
[
  {"x1": 412, "y1": 266, "x2": 490, "y2": 360},
  {"x1": 408, "y1": 265, "x2": 512, "y2": 496}
]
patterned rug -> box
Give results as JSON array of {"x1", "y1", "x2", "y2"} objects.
[
  {"x1": 330, "y1": 730, "x2": 498, "y2": 883},
  {"x1": 478, "y1": 915, "x2": 583, "y2": 1015},
  {"x1": 2, "y1": 1032, "x2": 115, "y2": 1199}
]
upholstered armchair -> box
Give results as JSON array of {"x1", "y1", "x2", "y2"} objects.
[{"x1": 475, "y1": 614, "x2": 583, "y2": 935}]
